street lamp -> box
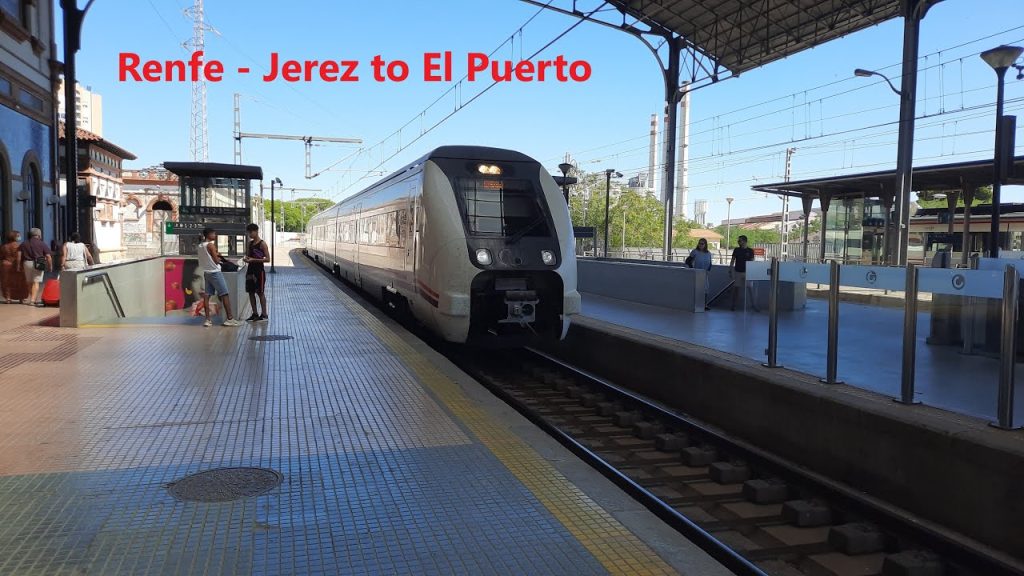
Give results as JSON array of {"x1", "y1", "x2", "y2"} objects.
[
  {"x1": 725, "y1": 197, "x2": 735, "y2": 248},
  {"x1": 558, "y1": 162, "x2": 573, "y2": 204},
  {"x1": 854, "y1": 68, "x2": 902, "y2": 96},
  {"x1": 855, "y1": 66, "x2": 915, "y2": 266},
  {"x1": 603, "y1": 169, "x2": 622, "y2": 258},
  {"x1": 61, "y1": 0, "x2": 97, "y2": 243},
  {"x1": 980, "y1": 45, "x2": 1023, "y2": 258},
  {"x1": 270, "y1": 177, "x2": 282, "y2": 273}
]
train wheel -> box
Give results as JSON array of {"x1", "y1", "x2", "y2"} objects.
[{"x1": 382, "y1": 289, "x2": 411, "y2": 318}]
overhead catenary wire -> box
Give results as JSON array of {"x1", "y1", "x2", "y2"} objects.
[
  {"x1": 323, "y1": 2, "x2": 602, "y2": 198},
  {"x1": 545, "y1": 26, "x2": 1024, "y2": 166}
]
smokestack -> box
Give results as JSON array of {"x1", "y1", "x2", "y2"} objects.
[
  {"x1": 648, "y1": 113, "x2": 657, "y2": 193},
  {"x1": 676, "y1": 84, "x2": 690, "y2": 219}
]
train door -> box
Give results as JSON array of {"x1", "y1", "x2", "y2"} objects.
[
  {"x1": 412, "y1": 193, "x2": 422, "y2": 293},
  {"x1": 354, "y1": 203, "x2": 362, "y2": 286}
]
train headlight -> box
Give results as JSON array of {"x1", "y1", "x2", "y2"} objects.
[
  {"x1": 477, "y1": 164, "x2": 502, "y2": 175},
  {"x1": 475, "y1": 248, "x2": 493, "y2": 266},
  {"x1": 541, "y1": 250, "x2": 556, "y2": 265}
]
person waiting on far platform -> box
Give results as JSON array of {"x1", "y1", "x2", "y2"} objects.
[
  {"x1": 729, "y1": 235, "x2": 755, "y2": 311},
  {"x1": 687, "y1": 238, "x2": 713, "y2": 310},
  {"x1": 243, "y1": 223, "x2": 269, "y2": 322}
]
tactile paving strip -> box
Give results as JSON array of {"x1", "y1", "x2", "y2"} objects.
[{"x1": 317, "y1": 261, "x2": 679, "y2": 576}]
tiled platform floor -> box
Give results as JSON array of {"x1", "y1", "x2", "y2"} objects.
[
  {"x1": 0, "y1": 248, "x2": 728, "y2": 576},
  {"x1": 581, "y1": 291, "x2": 1023, "y2": 421}
]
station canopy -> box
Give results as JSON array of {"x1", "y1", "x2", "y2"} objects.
[
  {"x1": 164, "y1": 162, "x2": 263, "y2": 180},
  {"x1": 751, "y1": 156, "x2": 1024, "y2": 200},
  {"x1": 590, "y1": 0, "x2": 928, "y2": 80}
]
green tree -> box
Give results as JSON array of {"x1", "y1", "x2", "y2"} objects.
[
  {"x1": 916, "y1": 186, "x2": 993, "y2": 209},
  {"x1": 610, "y1": 189, "x2": 667, "y2": 250},
  {"x1": 788, "y1": 217, "x2": 821, "y2": 241},
  {"x1": 264, "y1": 197, "x2": 334, "y2": 232},
  {"x1": 713, "y1": 224, "x2": 780, "y2": 247}
]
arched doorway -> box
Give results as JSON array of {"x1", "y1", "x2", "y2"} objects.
[{"x1": 149, "y1": 198, "x2": 177, "y2": 255}]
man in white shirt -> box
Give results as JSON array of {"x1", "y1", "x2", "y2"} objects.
[{"x1": 197, "y1": 228, "x2": 241, "y2": 327}]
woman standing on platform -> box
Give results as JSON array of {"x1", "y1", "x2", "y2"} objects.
[
  {"x1": 61, "y1": 232, "x2": 93, "y2": 271},
  {"x1": 687, "y1": 238, "x2": 713, "y2": 310},
  {"x1": 1, "y1": 231, "x2": 27, "y2": 303}
]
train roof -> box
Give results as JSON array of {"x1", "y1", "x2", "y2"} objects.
[
  {"x1": 309, "y1": 146, "x2": 542, "y2": 221},
  {"x1": 420, "y1": 145, "x2": 537, "y2": 164}
]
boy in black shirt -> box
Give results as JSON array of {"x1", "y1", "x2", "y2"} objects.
[
  {"x1": 729, "y1": 235, "x2": 754, "y2": 311},
  {"x1": 243, "y1": 224, "x2": 270, "y2": 322}
]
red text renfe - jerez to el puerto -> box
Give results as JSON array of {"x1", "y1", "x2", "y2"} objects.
[{"x1": 118, "y1": 51, "x2": 592, "y2": 83}]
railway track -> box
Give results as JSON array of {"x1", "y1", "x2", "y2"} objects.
[{"x1": 447, "y1": 346, "x2": 1023, "y2": 576}]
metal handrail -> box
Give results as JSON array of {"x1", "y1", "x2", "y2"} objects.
[{"x1": 82, "y1": 272, "x2": 125, "y2": 319}]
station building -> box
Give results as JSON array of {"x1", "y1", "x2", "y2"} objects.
[
  {"x1": 0, "y1": 0, "x2": 58, "y2": 243},
  {"x1": 121, "y1": 165, "x2": 180, "y2": 258},
  {"x1": 58, "y1": 123, "x2": 136, "y2": 262}
]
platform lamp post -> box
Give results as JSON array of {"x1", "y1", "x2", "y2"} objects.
[
  {"x1": 60, "y1": 0, "x2": 97, "y2": 243},
  {"x1": 981, "y1": 45, "x2": 1023, "y2": 258},
  {"x1": 725, "y1": 197, "x2": 735, "y2": 249},
  {"x1": 558, "y1": 162, "x2": 573, "y2": 204},
  {"x1": 269, "y1": 177, "x2": 282, "y2": 273},
  {"x1": 603, "y1": 169, "x2": 621, "y2": 258}
]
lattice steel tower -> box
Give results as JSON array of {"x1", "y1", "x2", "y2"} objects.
[{"x1": 184, "y1": 0, "x2": 213, "y2": 162}]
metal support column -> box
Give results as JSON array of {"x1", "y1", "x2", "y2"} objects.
[
  {"x1": 763, "y1": 258, "x2": 781, "y2": 368},
  {"x1": 962, "y1": 253, "x2": 980, "y2": 355},
  {"x1": 800, "y1": 194, "x2": 813, "y2": 262},
  {"x1": 661, "y1": 38, "x2": 682, "y2": 262},
  {"x1": 822, "y1": 260, "x2": 842, "y2": 384},
  {"x1": 993, "y1": 265, "x2": 1020, "y2": 429},
  {"x1": 818, "y1": 192, "x2": 833, "y2": 263},
  {"x1": 893, "y1": 0, "x2": 926, "y2": 266},
  {"x1": 897, "y1": 264, "x2": 921, "y2": 404},
  {"x1": 603, "y1": 169, "x2": 612, "y2": 258},
  {"x1": 961, "y1": 184, "x2": 975, "y2": 268},
  {"x1": 989, "y1": 65, "x2": 1011, "y2": 258}
]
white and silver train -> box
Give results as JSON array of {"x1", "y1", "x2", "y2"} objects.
[{"x1": 305, "y1": 145, "x2": 581, "y2": 345}]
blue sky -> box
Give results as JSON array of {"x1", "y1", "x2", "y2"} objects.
[{"x1": 61, "y1": 0, "x2": 1023, "y2": 222}]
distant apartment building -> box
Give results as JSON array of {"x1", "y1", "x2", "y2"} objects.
[
  {"x1": 0, "y1": 0, "x2": 58, "y2": 241},
  {"x1": 57, "y1": 79, "x2": 103, "y2": 137},
  {"x1": 59, "y1": 123, "x2": 136, "y2": 261}
]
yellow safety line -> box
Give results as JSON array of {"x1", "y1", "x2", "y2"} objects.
[{"x1": 314, "y1": 260, "x2": 679, "y2": 576}]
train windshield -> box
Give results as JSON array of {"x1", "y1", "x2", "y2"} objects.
[{"x1": 455, "y1": 178, "x2": 551, "y2": 238}]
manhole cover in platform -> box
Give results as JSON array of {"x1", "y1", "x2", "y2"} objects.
[
  {"x1": 248, "y1": 335, "x2": 294, "y2": 342},
  {"x1": 166, "y1": 467, "x2": 282, "y2": 502}
]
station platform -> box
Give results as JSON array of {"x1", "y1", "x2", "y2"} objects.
[
  {"x1": 0, "y1": 248, "x2": 729, "y2": 576},
  {"x1": 580, "y1": 291, "x2": 1023, "y2": 421}
]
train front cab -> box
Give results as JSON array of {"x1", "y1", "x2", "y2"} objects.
[{"x1": 419, "y1": 154, "x2": 580, "y2": 347}]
